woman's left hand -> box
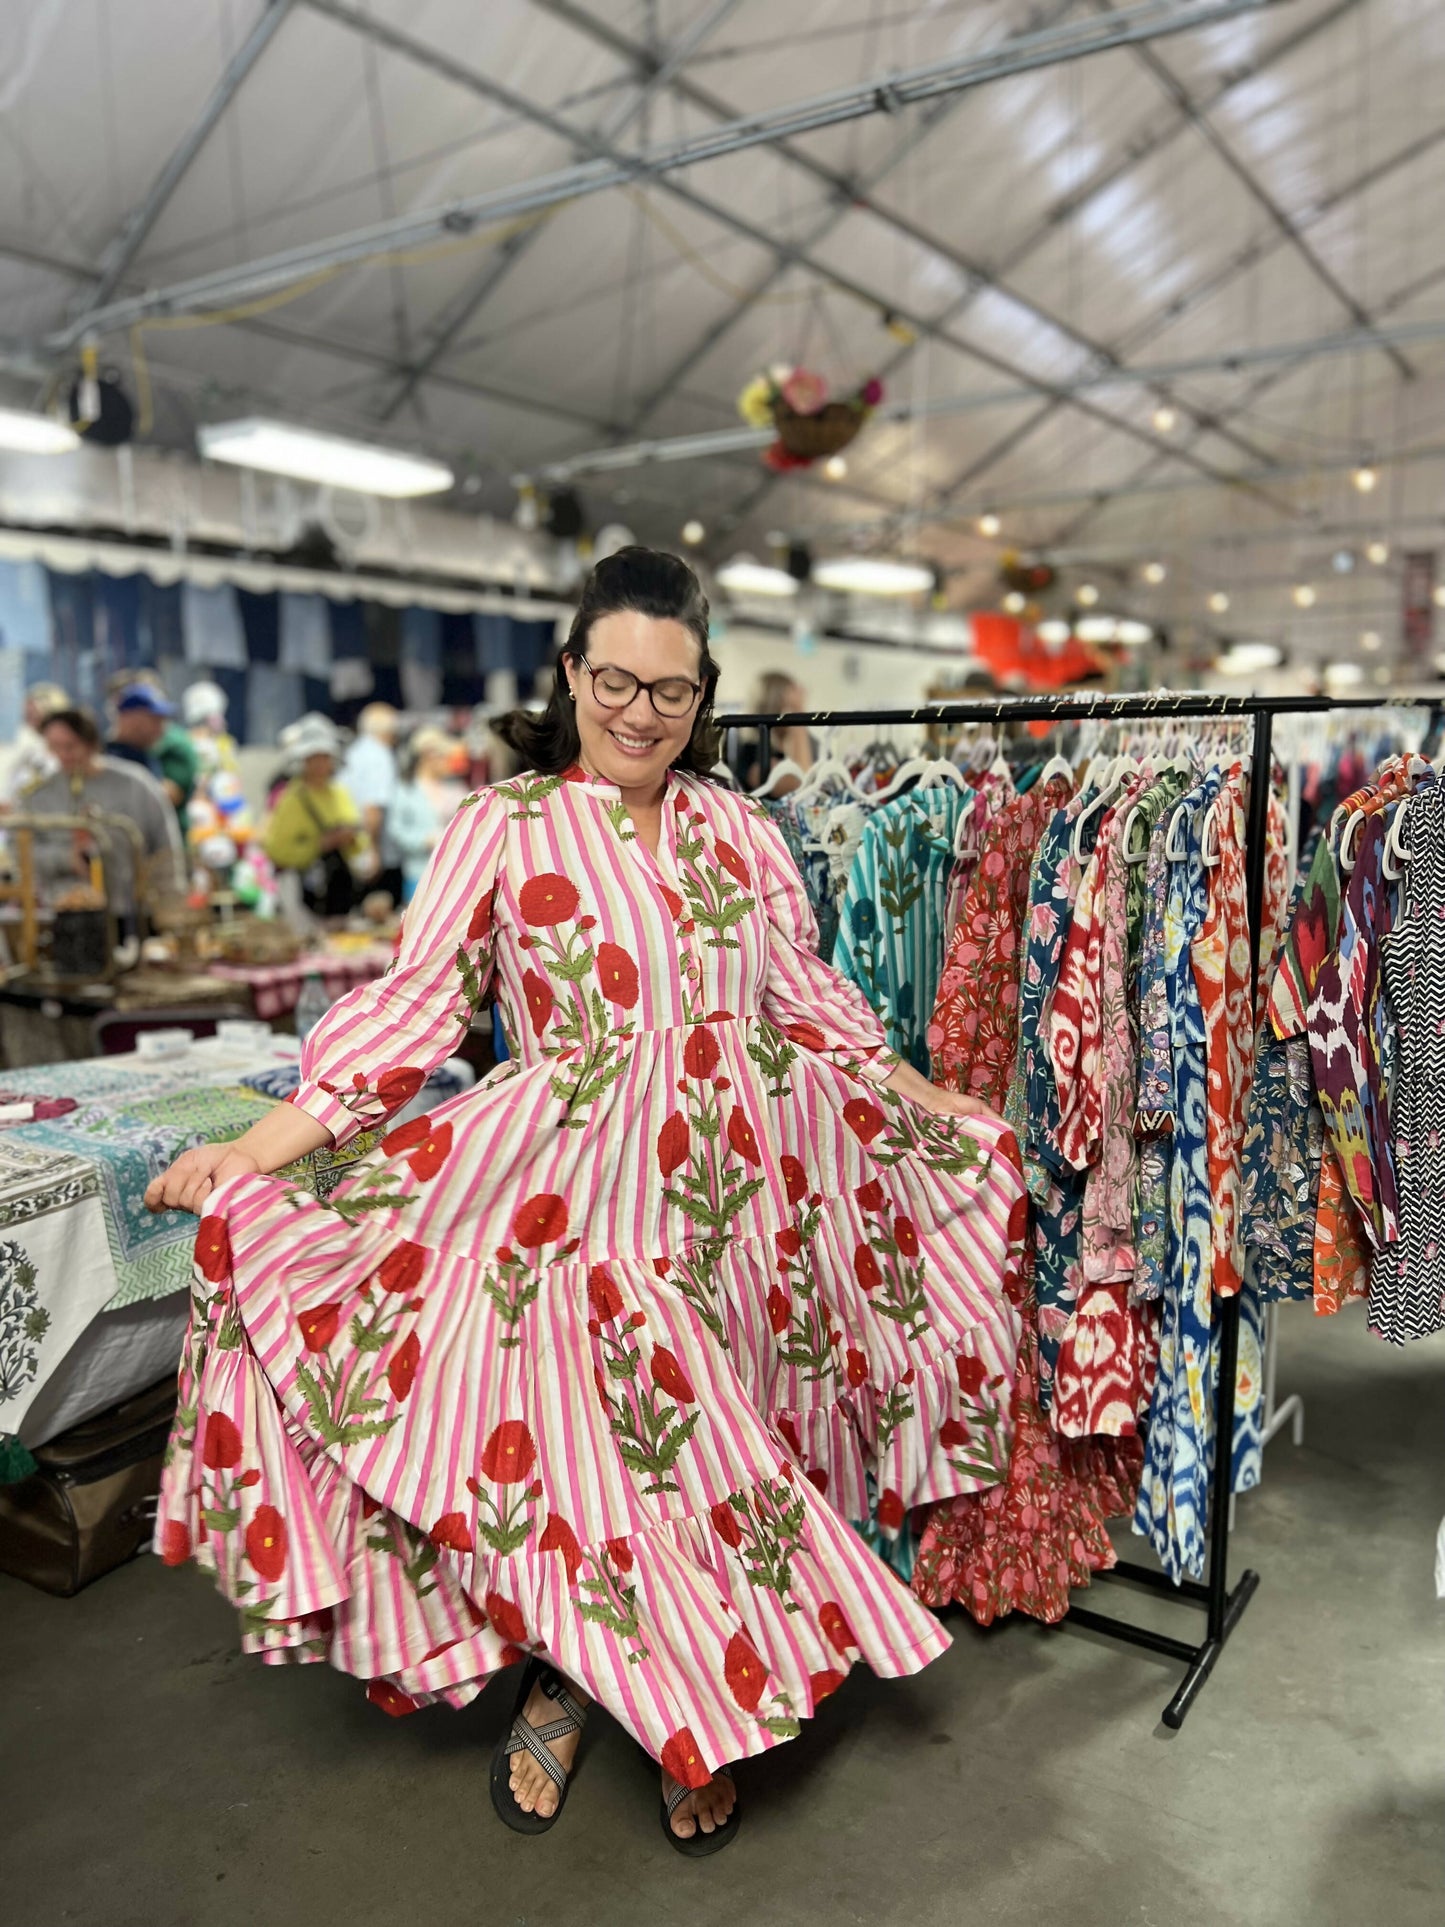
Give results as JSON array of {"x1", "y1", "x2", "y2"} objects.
[{"x1": 881, "y1": 1057, "x2": 1006, "y2": 1128}]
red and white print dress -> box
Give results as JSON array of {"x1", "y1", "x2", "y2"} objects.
[{"x1": 158, "y1": 765, "x2": 1024, "y2": 1789}]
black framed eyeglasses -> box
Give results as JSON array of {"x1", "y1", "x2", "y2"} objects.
[{"x1": 575, "y1": 655, "x2": 705, "y2": 719}]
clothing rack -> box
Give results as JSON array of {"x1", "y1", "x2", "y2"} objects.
[{"x1": 724, "y1": 690, "x2": 1430, "y2": 1728}]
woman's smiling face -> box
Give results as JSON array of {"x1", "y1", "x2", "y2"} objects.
[{"x1": 563, "y1": 609, "x2": 704, "y2": 791}]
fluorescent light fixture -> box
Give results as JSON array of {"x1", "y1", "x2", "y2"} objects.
[
  {"x1": 1037, "y1": 618, "x2": 1072, "y2": 646},
  {"x1": 1324, "y1": 659, "x2": 1365, "y2": 689},
  {"x1": 1216, "y1": 641, "x2": 1283, "y2": 675},
  {"x1": 813, "y1": 555, "x2": 933, "y2": 597},
  {"x1": 0, "y1": 407, "x2": 80, "y2": 454},
  {"x1": 198, "y1": 417, "x2": 454, "y2": 496},
  {"x1": 1434, "y1": 585, "x2": 1445, "y2": 610},
  {"x1": 715, "y1": 555, "x2": 799, "y2": 597}
]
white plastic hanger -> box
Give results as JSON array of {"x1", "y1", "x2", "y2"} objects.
[
  {"x1": 1383, "y1": 799, "x2": 1411, "y2": 881},
  {"x1": 751, "y1": 756, "x2": 809, "y2": 800}
]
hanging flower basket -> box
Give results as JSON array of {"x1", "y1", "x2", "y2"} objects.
[{"x1": 737, "y1": 364, "x2": 884, "y2": 469}]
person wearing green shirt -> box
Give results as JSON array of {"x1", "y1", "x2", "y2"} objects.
[{"x1": 156, "y1": 721, "x2": 199, "y2": 812}]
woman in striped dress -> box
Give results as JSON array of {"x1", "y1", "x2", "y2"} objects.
[{"x1": 146, "y1": 547, "x2": 1023, "y2": 1854}]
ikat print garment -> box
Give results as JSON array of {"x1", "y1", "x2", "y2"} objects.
[{"x1": 157, "y1": 766, "x2": 1025, "y2": 1786}]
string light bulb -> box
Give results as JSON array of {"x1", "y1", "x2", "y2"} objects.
[
  {"x1": 1003, "y1": 591, "x2": 1025, "y2": 614},
  {"x1": 1432, "y1": 585, "x2": 1445, "y2": 609},
  {"x1": 823, "y1": 455, "x2": 848, "y2": 481},
  {"x1": 681, "y1": 518, "x2": 705, "y2": 545},
  {"x1": 1208, "y1": 591, "x2": 1230, "y2": 614},
  {"x1": 1352, "y1": 464, "x2": 1379, "y2": 494},
  {"x1": 1152, "y1": 405, "x2": 1177, "y2": 434},
  {"x1": 1292, "y1": 584, "x2": 1317, "y2": 609},
  {"x1": 1075, "y1": 582, "x2": 1100, "y2": 606},
  {"x1": 1366, "y1": 540, "x2": 1390, "y2": 566},
  {"x1": 1360, "y1": 630, "x2": 1382, "y2": 652},
  {"x1": 1142, "y1": 561, "x2": 1167, "y2": 585},
  {"x1": 977, "y1": 511, "x2": 1001, "y2": 538}
]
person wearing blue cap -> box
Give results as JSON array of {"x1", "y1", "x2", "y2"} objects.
[{"x1": 106, "y1": 678, "x2": 199, "y2": 819}]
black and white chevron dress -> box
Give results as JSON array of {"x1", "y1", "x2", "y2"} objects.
[{"x1": 1371, "y1": 779, "x2": 1445, "y2": 1344}]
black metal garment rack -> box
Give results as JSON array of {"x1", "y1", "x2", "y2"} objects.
[{"x1": 723, "y1": 689, "x2": 1424, "y2": 1727}]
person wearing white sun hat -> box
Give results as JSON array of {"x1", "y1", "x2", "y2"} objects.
[{"x1": 263, "y1": 713, "x2": 373, "y2": 916}]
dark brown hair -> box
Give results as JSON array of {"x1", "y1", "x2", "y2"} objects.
[
  {"x1": 42, "y1": 705, "x2": 102, "y2": 750},
  {"x1": 495, "y1": 546, "x2": 721, "y2": 775}
]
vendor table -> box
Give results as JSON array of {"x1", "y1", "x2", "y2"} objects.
[
  {"x1": 0, "y1": 1035, "x2": 471, "y2": 1456},
  {"x1": 0, "y1": 970, "x2": 244, "y2": 1068},
  {"x1": 208, "y1": 941, "x2": 395, "y2": 1021}
]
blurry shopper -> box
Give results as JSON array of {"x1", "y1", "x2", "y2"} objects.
[
  {"x1": 30, "y1": 706, "x2": 184, "y2": 928},
  {"x1": 2, "y1": 682, "x2": 70, "y2": 804},
  {"x1": 387, "y1": 726, "x2": 466, "y2": 901},
  {"x1": 105, "y1": 670, "x2": 199, "y2": 815},
  {"x1": 263, "y1": 713, "x2": 372, "y2": 917},
  {"x1": 343, "y1": 701, "x2": 403, "y2": 903},
  {"x1": 740, "y1": 669, "x2": 815, "y2": 792}
]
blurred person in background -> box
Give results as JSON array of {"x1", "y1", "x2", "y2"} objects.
[
  {"x1": 30, "y1": 706, "x2": 184, "y2": 929},
  {"x1": 2, "y1": 681, "x2": 70, "y2": 805},
  {"x1": 104, "y1": 671, "x2": 199, "y2": 818},
  {"x1": 264, "y1": 713, "x2": 372, "y2": 918},
  {"x1": 342, "y1": 701, "x2": 402, "y2": 904},
  {"x1": 739, "y1": 669, "x2": 816, "y2": 793},
  {"x1": 181, "y1": 680, "x2": 239, "y2": 777},
  {"x1": 386, "y1": 725, "x2": 467, "y2": 902}
]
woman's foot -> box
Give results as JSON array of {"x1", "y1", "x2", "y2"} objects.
[
  {"x1": 664, "y1": 1768, "x2": 737, "y2": 1841},
  {"x1": 507, "y1": 1674, "x2": 589, "y2": 1819}
]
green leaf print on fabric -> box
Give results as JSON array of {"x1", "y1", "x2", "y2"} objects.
[
  {"x1": 675, "y1": 812, "x2": 757, "y2": 951},
  {"x1": 715, "y1": 1474, "x2": 807, "y2": 1612},
  {"x1": 659, "y1": 1239, "x2": 729, "y2": 1349},
  {"x1": 575, "y1": 1541, "x2": 651, "y2": 1663},
  {"x1": 290, "y1": 1283, "x2": 408, "y2": 1451},
  {"x1": 366, "y1": 1516, "x2": 441, "y2": 1600},
  {"x1": 768, "y1": 1201, "x2": 843, "y2": 1385},
  {"x1": 500, "y1": 772, "x2": 567, "y2": 820},
  {"x1": 657, "y1": 1078, "x2": 766, "y2": 1237},
  {"x1": 592, "y1": 1314, "x2": 701, "y2": 1497},
  {"x1": 746, "y1": 1019, "x2": 798, "y2": 1099},
  {"x1": 0, "y1": 1241, "x2": 47, "y2": 1407}
]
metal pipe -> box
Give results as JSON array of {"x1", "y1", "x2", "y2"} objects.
[{"x1": 42, "y1": 0, "x2": 1283, "y2": 346}]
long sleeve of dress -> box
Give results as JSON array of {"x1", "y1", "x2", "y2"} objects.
[
  {"x1": 749, "y1": 807, "x2": 900, "y2": 1086},
  {"x1": 289, "y1": 789, "x2": 505, "y2": 1143}
]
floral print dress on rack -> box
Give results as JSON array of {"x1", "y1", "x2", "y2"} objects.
[{"x1": 157, "y1": 766, "x2": 1025, "y2": 1789}]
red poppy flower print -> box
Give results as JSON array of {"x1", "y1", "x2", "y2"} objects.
[
  {"x1": 845, "y1": 1348, "x2": 869, "y2": 1389},
  {"x1": 661, "y1": 1727, "x2": 711, "y2": 1791},
  {"x1": 710, "y1": 1500, "x2": 743, "y2": 1547},
  {"x1": 596, "y1": 942, "x2": 640, "y2": 1009},
  {"x1": 683, "y1": 1026, "x2": 721, "y2": 1080},
  {"x1": 660, "y1": 886, "x2": 684, "y2": 919},
  {"x1": 853, "y1": 1244, "x2": 882, "y2": 1292},
  {"x1": 780, "y1": 1154, "x2": 808, "y2": 1205},
  {"x1": 587, "y1": 1264, "x2": 624, "y2": 1322},
  {"x1": 430, "y1": 1511, "x2": 475, "y2": 1554},
  {"x1": 522, "y1": 969, "x2": 554, "y2": 1040},
  {"x1": 777, "y1": 1414, "x2": 802, "y2": 1458},
  {"x1": 466, "y1": 889, "x2": 495, "y2": 943},
  {"x1": 775, "y1": 1226, "x2": 804, "y2": 1261},
  {"x1": 375, "y1": 1066, "x2": 426, "y2": 1110},
  {"x1": 518, "y1": 873, "x2": 580, "y2": 927},
  {"x1": 367, "y1": 1680, "x2": 420, "y2": 1718},
  {"x1": 245, "y1": 1504, "x2": 288, "y2": 1582},
  {"x1": 956, "y1": 1353, "x2": 988, "y2": 1398},
  {"x1": 723, "y1": 1632, "x2": 767, "y2": 1713},
  {"x1": 938, "y1": 1417, "x2": 970, "y2": 1449},
  {"x1": 818, "y1": 1601, "x2": 856, "y2": 1656},
  {"x1": 875, "y1": 1488, "x2": 905, "y2": 1533},
  {"x1": 810, "y1": 1668, "x2": 845, "y2": 1704},
  {"x1": 726, "y1": 1110, "x2": 761, "y2": 1166},
  {"x1": 298, "y1": 1302, "x2": 342, "y2": 1353},
  {"x1": 201, "y1": 1411, "x2": 242, "y2": 1470},
  {"x1": 843, "y1": 1099, "x2": 886, "y2": 1144},
  {"x1": 806, "y1": 1467, "x2": 829, "y2": 1495},
  {"x1": 784, "y1": 1021, "x2": 826, "y2": 1052},
  {"x1": 381, "y1": 1114, "x2": 429, "y2": 1156},
  {"x1": 511, "y1": 1193, "x2": 568, "y2": 1251},
  {"x1": 195, "y1": 1217, "x2": 231, "y2": 1284},
  {"x1": 539, "y1": 1513, "x2": 583, "y2": 1584},
  {"x1": 479, "y1": 1419, "x2": 538, "y2": 1485},
  {"x1": 657, "y1": 1111, "x2": 690, "y2": 1178},
  {"x1": 650, "y1": 1347, "x2": 695, "y2": 1403},
  {"x1": 408, "y1": 1120, "x2": 453, "y2": 1183},
  {"x1": 606, "y1": 1536, "x2": 634, "y2": 1571},
  {"x1": 386, "y1": 1331, "x2": 420, "y2": 1401},
  {"x1": 894, "y1": 1217, "x2": 919, "y2": 1259},
  {"x1": 158, "y1": 1519, "x2": 191, "y2": 1566},
  {"x1": 485, "y1": 1592, "x2": 528, "y2": 1645},
  {"x1": 375, "y1": 1240, "x2": 426, "y2": 1295},
  {"x1": 767, "y1": 1286, "x2": 791, "y2": 1335},
  {"x1": 855, "y1": 1178, "x2": 885, "y2": 1213},
  {"x1": 714, "y1": 842, "x2": 751, "y2": 889}
]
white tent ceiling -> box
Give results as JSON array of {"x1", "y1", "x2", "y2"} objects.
[{"x1": 3, "y1": 0, "x2": 1445, "y2": 669}]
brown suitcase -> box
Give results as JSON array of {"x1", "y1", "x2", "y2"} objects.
[{"x1": 0, "y1": 1376, "x2": 177, "y2": 1595}]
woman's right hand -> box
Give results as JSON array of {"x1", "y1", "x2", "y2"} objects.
[{"x1": 144, "y1": 1142, "x2": 261, "y2": 1216}]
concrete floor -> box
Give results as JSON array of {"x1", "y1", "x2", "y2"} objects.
[{"x1": 4, "y1": 1304, "x2": 1442, "y2": 1927}]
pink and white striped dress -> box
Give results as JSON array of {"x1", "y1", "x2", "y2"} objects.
[{"x1": 157, "y1": 765, "x2": 1023, "y2": 1789}]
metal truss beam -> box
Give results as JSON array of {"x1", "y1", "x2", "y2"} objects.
[
  {"x1": 531, "y1": 314, "x2": 1445, "y2": 483},
  {"x1": 353, "y1": 0, "x2": 746, "y2": 422},
  {"x1": 38, "y1": 0, "x2": 1281, "y2": 348},
  {"x1": 69, "y1": 0, "x2": 298, "y2": 327}
]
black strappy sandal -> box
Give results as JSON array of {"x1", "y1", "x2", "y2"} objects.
[
  {"x1": 489, "y1": 1658, "x2": 589, "y2": 1835},
  {"x1": 660, "y1": 1766, "x2": 740, "y2": 1858}
]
